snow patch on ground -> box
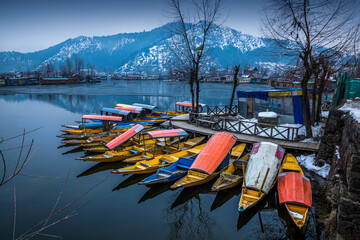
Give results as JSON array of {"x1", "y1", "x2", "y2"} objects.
[
  {"x1": 298, "y1": 123, "x2": 324, "y2": 142},
  {"x1": 258, "y1": 111, "x2": 278, "y2": 118},
  {"x1": 340, "y1": 99, "x2": 360, "y2": 123},
  {"x1": 321, "y1": 111, "x2": 329, "y2": 118},
  {"x1": 297, "y1": 154, "x2": 330, "y2": 178}
]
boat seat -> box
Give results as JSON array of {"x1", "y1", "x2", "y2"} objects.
[
  {"x1": 184, "y1": 141, "x2": 196, "y2": 147},
  {"x1": 159, "y1": 157, "x2": 173, "y2": 164},
  {"x1": 130, "y1": 149, "x2": 139, "y2": 154},
  {"x1": 139, "y1": 162, "x2": 150, "y2": 167},
  {"x1": 157, "y1": 173, "x2": 170, "y2": 178},
  {"x1": 221, "y1": 173, "x2": 241, "y2": 181},
  {"x1": 242, "y1": 193, "x2": 260, "y2": 201},
  {"x1": 159, "y1": 169, "x2": 172, "y2": 175},
  {"x1": 187, "y1": 149, "x2": 201, "y2": 155}
]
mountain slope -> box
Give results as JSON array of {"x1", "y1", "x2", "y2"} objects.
[{"x1": 0, "y1": 22, "x2": 285, "y2": 73}]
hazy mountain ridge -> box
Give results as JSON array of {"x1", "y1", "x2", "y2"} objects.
[{"x1": 0, "y1": 22, "x2": 284, "y2": 73}]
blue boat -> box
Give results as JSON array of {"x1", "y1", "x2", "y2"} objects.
[{"x1": 139, "y1": 155, "x2": 197, "y2": 186}]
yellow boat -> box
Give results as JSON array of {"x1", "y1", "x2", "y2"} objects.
[
  {"x1": 75, "y1": 139, "x2": 157, "y2": 162},
  {"x1": 112, "y1": 144, "x2": 205, "y2": 174},
  {"x1": 238, "y1": 142, "x2": 285, "y2": 212},
  {"x1": 277, "y1": 154, "x2": 312, "y2": 229},
  {"x1": 211, "y1": 153, "x2": 250, "y2": 191},
  {"x1": 124, "y1": 136, "x2": 205, "y2": 163},
  {"x1": 170, "y1": 132, "x2": 238, "y2": 189},
  {"x1": 62, "y1": 134, "x2": 119, "y2": 146}
]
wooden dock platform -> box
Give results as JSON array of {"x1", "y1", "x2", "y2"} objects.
[{"x1": 171, "y1": 114, "x2": 320, "y2": 152}]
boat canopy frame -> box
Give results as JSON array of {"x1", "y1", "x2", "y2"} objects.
[{"x1": 140, "y1": 129, "x2": 189, "y2": 154}]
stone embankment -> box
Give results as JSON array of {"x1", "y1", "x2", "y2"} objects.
[{"x1": 317, "y1": 101, "x2": 360, "y2": 240}]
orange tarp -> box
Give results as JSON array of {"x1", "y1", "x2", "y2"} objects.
[
  {"x1": 176, "y1": 102, "x2": 197, "y2": 107},
  {"x1": 278, "y1": 172, "x2": 312, "y2": 207},
  {"x1": 82, "y1": 115, "x2": 123, "y2": 121},
  {"x1": 106, "y1": 124, "x2": 144, "y2": 150},
  {"x1": 146, "y1": 129, "x2": 188, "y2": 138},
  {"x1": 190, "y1": 132, "x2": 236, "y2": 175}
]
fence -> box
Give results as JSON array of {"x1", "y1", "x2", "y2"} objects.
[
  {"x1": 189, "y1": 112, "x2": 301, "y2": 141},
  {"x1": 206, "y1": 105, "x2": 238, "y2": 115}
]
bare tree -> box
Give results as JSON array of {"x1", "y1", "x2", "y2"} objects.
[
  {"x1": 229, "y1": 64, "x2": 240, "y2": 112},
  {"x1": 66, "y1": 58, "x2": 73, "y2": 77},
  {"x1": 74, "y1": 55, "x2": 84, "y2": 76},
  {"x1": 262, "y1": 0, "x2": 358, "y2": 138},
  {"x1": 167, "y1": 0, "x2": 223, "y2": 112},
  {"x1": 0, "y1": 128, "x2": 41, "y2": 187}
]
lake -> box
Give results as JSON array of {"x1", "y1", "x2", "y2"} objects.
[{"x1": 0, "y1": 80, "x2": 316, "y2": 239}]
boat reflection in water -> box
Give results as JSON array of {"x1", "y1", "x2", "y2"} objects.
[
  {"x1": 112, "y1": 174, "x2": 152, "y2": 191},
  {"x1": 77, "y1": 161, "x2": 128, "y2": 178},
  {"x1": 138, "y1": 182, "x2": 174, "y2": 204},
  {"x1": 211, "y1": 186, "x2": 242, "y2": 211},
  {"x1": 165, "y1": 188, "x2": 216, "y2": 240},
  {"x1": 170, "y1": 179, "x2": 216, "y2": 209}
]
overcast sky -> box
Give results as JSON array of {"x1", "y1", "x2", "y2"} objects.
[{"x1": 0, "y1": 0, "x2": 265, "y2": 53}]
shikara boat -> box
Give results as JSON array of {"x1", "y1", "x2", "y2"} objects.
[
  {"x1": 175, "y1": 101, "x2": 206, "y2": 113},
  {"x1": 170, "y1": 132, "x2": 237, "y2": 189},
  {"x1": 278, "y1": 153, "x2": 312, "y2": 229},
  {"x1": 124, "y1": 136, "x2": 205, "y2": 163},
  {"x1": 112, "y1": 144, "x2": 205, "y2": 175},
  {"x1": 60, "y1": 115, "x2": 128, "y2": 135},
  {"x1": 76, "y1": 128, "x2": 188, "y2": 163},
  {"x1": 238, "y1": 142, "x2": 285, "y2": 212},
  {"x1": 211, "y1": 153, "x2": 250, "y2": 191},
  {"x1": 139, "y1": 154, "x2": 198, "y2": 186},
  {"x1": 61, "y1": 133, "x2": 119, "y2": 146}
]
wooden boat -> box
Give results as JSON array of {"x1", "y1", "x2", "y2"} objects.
[
  {"x1": 211, "y1": 153, "x2": 250, "y2": 191},
  {"x1": 112, "y1": 144, "x2": 205, "y2": 175},
  {"x1": 238, "y1": 142, "x2": 285, "y2": 212},
  {"x1": 61, "y1": 115, "x2": 128, "y2": 135},
  {"x1": 278, "y1": 153, "x2": 312, "y2": 229},
  {"x1": 170, "y1": 132, "x2": 237, "y2": 189},
  {"x1": 61, "y1": 134, "x2": 119, "y2": 146},
  {"x1": 76, "y1": 128, "x2": 188, "y2": 163},
  {"x1": 139, "y1": 154, "x2": 197, "y2": 186},
  {"x1": 124, "y1": 136, "x2": 205, "y2": 163}
]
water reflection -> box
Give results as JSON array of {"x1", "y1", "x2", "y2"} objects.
[
  {"x1": 138, "y1": 182, "x2": 174, "y2": 204},
  {"x1": 211, "y1": 186, "x2": 242, "y2": 211},
  {"x1": 166, "y1": 190, "x2": 216, "y2": 240},
  {"x1": 112, "y1": 174, "x2": 152, "y2": 191},
  {"x1": 0, "y1": 81, "x2": 273, "y2": 114},
  {"x1": 77, "y1": 162, "x2": 128, "y2": 178},
  {"x1": 170, "y1": 180, "x2": 216, "y2": 209}
]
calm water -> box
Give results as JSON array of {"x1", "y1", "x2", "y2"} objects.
[{"x1": 0, "y1": 80, "x2": 316, "y2": 239}]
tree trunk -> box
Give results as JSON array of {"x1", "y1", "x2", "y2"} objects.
[
  {"x1": 195, "y1": 77, "x2": 200, "y2": 113},
  {"x1": 315, "y1": 75, "x2": 326, "y2": 123},
  {"x1": 311, "y1": 77, "x2": 317, "y2": 126},
  {"x1": 189, "y1": 71, "x2": 195, "y2": 113},
  {"x1": 301, "y1": 77, "x2": 313, "y2": 138},
  {"x1": 230, "y1": 65, "x2": 240, "y2": 114}
]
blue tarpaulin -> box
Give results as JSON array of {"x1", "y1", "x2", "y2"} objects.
[
  {"x1": 237, "y1": 89, "x2": 308, "y2": 124},
  {"x1": 237, "y1": 90, "x2": 271, "y2": 100}
]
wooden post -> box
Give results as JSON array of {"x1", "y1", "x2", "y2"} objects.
[
  {"x1": 258, "y1": 168, "x2": 270, "y2": 197},
  {"x1": 242, "y1": 163, "x2": 247, "y2": 193},
  {"x1": 247, "y1": 98, "x2": 255, "y2": 118}
]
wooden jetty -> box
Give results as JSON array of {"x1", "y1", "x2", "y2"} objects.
[{"x1": 170, "y1": 114, "x2": 320, "y2": 152}]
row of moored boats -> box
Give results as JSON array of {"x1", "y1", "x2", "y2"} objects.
[{"x1": 59, "y1": 102, "x2": 312, "y2": 230}]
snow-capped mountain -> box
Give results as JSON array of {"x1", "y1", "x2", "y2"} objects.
[{"x1": 0, "y1": 22, "x2": 285, "y2": 73}]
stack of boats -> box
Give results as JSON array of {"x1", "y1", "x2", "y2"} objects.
[{"x1": 59, "y1": 102, "x2": 312, "y2": 231}]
